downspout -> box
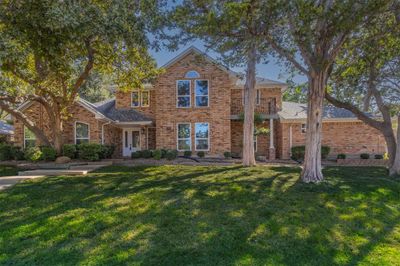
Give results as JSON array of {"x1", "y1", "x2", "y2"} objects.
[{"x1": 289, "y1": 125, "x2": 293, "y2": 158}]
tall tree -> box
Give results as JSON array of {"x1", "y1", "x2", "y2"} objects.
[
  {"x1": 171, "y1": 0, "x2": 271, "y2": 166},
  {"x1": 0, "y1": 0, "x2": 161, "y2": 153},
  {"x1": 260, "y1": 0, "x2": 391, "y2": 182},
  {"x1": 326, "y1": 9, "x2": 400, "y2": 176}
]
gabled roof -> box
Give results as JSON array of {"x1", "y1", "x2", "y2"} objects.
[
  {"x1": 278, "y1": 101, "x2": 376, "y2": 121},
  {"x1": 0, "y1": 121, "x2": 14, "y2": 135}
]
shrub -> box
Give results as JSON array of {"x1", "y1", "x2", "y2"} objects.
[
  {"x1": 360, "y1": 153, "x2": 370, "y2": 159},
  {"x1": 0, "y1": 143, "x2": 12, "y2": 161},
  {"x1": 383, "y1": 153, "x2": 389, "y2": 160},
  {"x1": 78, "y1": 143, "x2": 102, "y2": 161},
  {"x1": 40, "y1": 146, "x2": 57, "y2": 161},
  {"x1": 321, "y1": 146, "x2": 331, "y2": 159},
  {"x1": 152, "y1": 149, "x2": 162, "y2": 160},
  {"x1": 291, "y1": 146, "x2": 305, "y2": 161},
  {"x1": 197, "y1": 151, "x2": 205, "y2": 158},
  {"x1": 291, "y1": 145, "x2": 331, "y2": 160},
  {"x1": 141, "y1": 150, "x2": 152, "y2": 159},
  {"x1": 183, "y1": 150, "x2": 192, "y2": 157},
  {"x1": 63, "y1": 144, "x2": 77, "y2": 159},
  {"x1": 131, "y1": 151, "x2": 143, "y2": 159},
  {"x1": 24, "y1": 147, "x2": 42, "y2": 162},
  {"x1": 10, "y1": 146, "x2": 25, "y2": 160},
  {"x1": 165, "y1": 150, "x2": 178, "y2": 160},
  {"x1": 337, "y1": 153, "x2": 346, "y2": 160},
  {"x1": 223, "y1": 152, "x2": 232, "y2": 159},
  {"x1": 374, "y1": 154, "x2": 383, "y2": 160},
  {"x1": 99, "y1": 145, "x2": 115, "y2": 159},
  {"x1": 160, "y1": 149, "x2": 168, "y2": 158}
]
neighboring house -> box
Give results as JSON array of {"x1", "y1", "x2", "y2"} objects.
[
  {"x1": 0, "y1": 121, "x2": 14, "y2": 143},
  {"x1": 12, "y1": 47, "x2": 386, "y2": 159}
]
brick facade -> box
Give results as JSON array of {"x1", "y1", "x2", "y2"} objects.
[{"x1": 11, "y1": 49, "x2": 387, "y2": 159}]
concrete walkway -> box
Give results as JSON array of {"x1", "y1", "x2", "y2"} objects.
[{"x1": 0, "y1": 175, "x2": 44, "y2": 191}]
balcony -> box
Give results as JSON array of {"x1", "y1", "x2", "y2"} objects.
[{"x1": 231, "y1": 97, "x2": 278, "y2": 116}]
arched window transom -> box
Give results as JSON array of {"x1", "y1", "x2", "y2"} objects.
[{"x1": 184, "y1": 70, "x2": 200, "y2": 78}]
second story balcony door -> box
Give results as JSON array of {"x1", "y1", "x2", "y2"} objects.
[{"x1": 123, "y1": 129, "x2": 141, "y2": 157}]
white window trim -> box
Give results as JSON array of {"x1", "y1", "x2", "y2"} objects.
[
  {"x1": 177, "y1": 123, "x2": 191, "y2": 151},
  {"x1": 141, "y1": 90, "x2": 150, "y2": 107},
  {"x1": 195, "y1": 79, "x2": 209, "y2": 107},
  {"x1": 195, "y1": 122, "x2": 210, "y2": 151},
  {"x1": 74, "y1": 121, "x2": 90, "y2": 144},
  {"x1": 256, "y1": 89, "x2": 260, "y2": 105},
  {"x1": 176, "y1": 80, "x2": 191, "y2": 108},
  {"x1": 23, "y1": 126, "x2": 36, "y2": 149},
  {"x1": 131, "y1": 91, "x2": 140, "y2": 107},
  {"x1": 301, "y1": 123, "x2": 307, "y2": 134}
]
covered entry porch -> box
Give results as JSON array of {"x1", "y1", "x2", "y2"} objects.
[{"x1": 117, "y1": 122, "x2": 156, "y2": 157}]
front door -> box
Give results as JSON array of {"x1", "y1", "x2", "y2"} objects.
[{"x1": 123, "y1": 129, "x2": 141, "y2": 157}]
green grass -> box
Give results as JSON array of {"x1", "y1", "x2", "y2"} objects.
[
  {"x1": 0, "y1": 165, "x2": 399, "y2": 265},
  {"x1": 0, "y1": 165, "x2": 18, "y2": 177}
]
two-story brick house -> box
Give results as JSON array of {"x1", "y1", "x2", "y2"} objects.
[{"x1": 12, "y1": 47, "x2": 387, "y2": 159}]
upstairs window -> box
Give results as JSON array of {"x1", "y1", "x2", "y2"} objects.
[
  {"x1": 75, "y1": 122, "x2": 90, "y2": 144},
  {"x1": 131, "y1": 90, "x2": 150, "y2": 107},
  {"x1": 256, "y1": 89, "x2": 260, "y2": 105},
  {"x1": 195, "y1": 123, "x2": 209, "y2": 151},
  {"x1": 185, "y1": 70, "x2": 200, "y2": 79},
  {"x1": 177, "y1": 80, "x2": 191, "y2": 108},
  {"x1": 195, "y1": 80, "x2": 209, "y2": 107},
  {"x1": 177, "y1": 123, "x2": 191, "y2": 151},
  {"x1": 24, "y1": 127, "x2": 36, "y2": 148},
  {"x1": 301, "y1": 123, "x2": 307, "y2": 134}
]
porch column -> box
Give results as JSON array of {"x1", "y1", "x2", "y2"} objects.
[{"x1": 269, "y1": 118, "x2": 276, "y2": 160}]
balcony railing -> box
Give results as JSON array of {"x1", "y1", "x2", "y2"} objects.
[{"x1": 231, "y1": 97, "x2": 277, "y2": 115}]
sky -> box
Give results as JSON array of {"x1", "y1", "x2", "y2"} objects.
[{"x1": 149, "y1": 39, "x2": 308, "y2": 85}]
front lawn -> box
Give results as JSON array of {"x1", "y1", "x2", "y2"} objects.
[
  {"x1": 0, "y1": 165, "x2": 18, "y2": 177},
  {"x1": 0, "y1": 165, "x2": 399, "y2": 265}
]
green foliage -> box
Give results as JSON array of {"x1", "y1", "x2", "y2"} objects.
[
  {"x1": 152, "y1": 150, "x2": 162, "y2": 160},
  {"x1": 0, "y1": 165, "x2": 18, "y2": 176},
  {"x1": 141, "y1": 150, "x2": 152, "y2": 159},
  {"x1": 197, "y1": 151, "x2": 205, "y2": 158},
  {"x1": 254, "y1": 126, "x2": 270, "y2": 136},
  {"x1": 165, "y1": 150, "x2": 178, "y2": 161},
  {"x1": 131, "y1": 151, "x2": 143, "y2": 159},
  {"x1": 291, "y1": 146, "x2": 330, "y2": 160},
  {"x1": 99, "y1": 145, "x2": 115, "y2": 159},
  {"x1": 238, "y1": 112, "x2": 264, "y2": 125},
  {"x1": 24, "y1": 147, "x2": 42, "y2": 162},
  {"x1": 40, "y1": 146, "x2": 57, "y2": 161},
  {"x1": 337, "y1": 154, "x2": 346, "y2": 160},
  {"x1": 223, "y1": 152, "x2": 232, "y2": 159},
  {"x1": 10, "y1": 146, "x2": 24, "y2": 161},
  {"x1": 183, "y1": 151, "x2": 192, "y2": 157},
  {"x1": 160, "y1": 149, "x2": 168, "y2": 159},
  {"x1": 375, "y1": 154, "x2": 384, "y2": 160},
  {"x1": 62, "y1": 144, "x2": 77, "y2": 159},
  {"x1": 0, "y1": 143, "x2": 12, "y2": 161},
  {"x1": 360, "y1": 153, "x2": 370, "y2": 160},
  {"x1": 78, "y1": 143, "x2": 102, "y2": 161}
]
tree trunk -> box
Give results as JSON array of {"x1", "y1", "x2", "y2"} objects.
[
  {"x1": 51, "y1": 111, "x2": 64, "y2": 155},
  {"x1": 242, "y1": 46, "x2": 257, "y2": 167},
  {"x1": 389, "y1": 115, "x2": 400, "y2": 176},
  {"x1": 301, "y1": 71, "x2": 327, "y2": 182}
]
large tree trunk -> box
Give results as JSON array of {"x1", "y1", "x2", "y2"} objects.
[
  {"x1": 301, "y1": 71, "x2": 327, "y2": 182},
  {"x1": 51, "y1": 111, "x2": 64, "y2": 155},
  {"x1": 389, "y1": 115, "x2": 400, "y2": 176},
  {"x1": 242, "y1": 46, "x2": 257, "y2": 167}
]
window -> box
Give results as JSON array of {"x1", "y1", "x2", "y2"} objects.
[
  {"x1": 195, "y1": 80, "x2": 209, "y2": 107},
  {"x1": 24, "y1": 127, "x2": 36, "y2": 148},
  {"x1": 75, "y1": 122, "x2": 89, "y2": 144},
  {"x1": 256, "y1": 89, "x2": 260, "y2": 105},
  {"x1": 301, "y1": 123, "x2": 306, "y2": 134},
  {"x1": 195, "y1": 123, "x2": 209, "y2": 151},
  {"x1": 177, "y1": 123, "x2": 191, "y2": 151},
  {"x1": 132, "y1": 90, "x2": 150, "y2": 107},
  {"x1": 131, "y1": 91, "x2": 140, "y2": 107},
  {"x1": 254, "y1": 134, "x2": 257, "y2": 152},
  {"x1": 177, "y1": 80, "x2": 191, "y2": 108},
  {"x1": 185, "y1": 70, "x2": 200, "y2": 79},
  {"x1": 141, "y1": 91, "x2": 150, "y2": 107}
]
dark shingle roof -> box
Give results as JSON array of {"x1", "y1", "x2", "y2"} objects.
[
  {"x1": 94, "y1": 99, "x2": 152, "y2": 122},
  {"x1": 0, "y1": 121, "x2": 14, "y2": 135},
  {"x1": 279, "y1": 101, "x2": 375, "y2": 120}
]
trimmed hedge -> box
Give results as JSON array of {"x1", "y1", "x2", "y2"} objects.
[
  {"x1": 165, "y1": 150, "x2": 178, "y2": 160},
  {"x1": 40, "y1": 146, "x2": 57, "y2": 161},
  {"x1": 223, "y1": 152, "x2": 232, "y2": 159},
  {"x1": 183, "y1": 151, "x2": 192, "y2": 157},
  {"x1": 197, "y1": 151, "x2": 205, "y2": 158},
  {"x1": 131, "y1": 151, "x2": 142, "y2": 159},
  {"x1": 374, "y1": 154, "x2": 383, "y2": 159},
  {"x1": 24, "y1": 147, "x2": 42, "y2": 162},
  {"x1": 10, "y1": 146, "x2": 25, "y2": 161},
  {"x1": 337, "y1": 153, "x2": 346, "y2": 159},
  {"x1": 63, "y1": 144, "x2": 77, "y2": 159},
  {"x1": 78, "y1": 143, "x2": 102, "y2": 161},
  {"x1": 360, "y1": 153, "x2": 370, "y2": 159},
  {"x1": 0, "y1": 143, "x2": 12, "y2": 161},
  {"x1": 99, "y1": 145, "x2": 115, "y2": 159},
  {"x1": 291, "y1": 145, "x2": 331, "y2": 161},
  {"x1": 141, "y1": 150, "x2": 152, "y2": 159},
  {"x1": 152, "y1": 149, "x2": 162, "y2": 160}
]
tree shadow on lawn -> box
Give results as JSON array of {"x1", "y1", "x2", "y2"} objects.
[{"x1": 0, "y1": 165, "x2": 399, "y2": 265}]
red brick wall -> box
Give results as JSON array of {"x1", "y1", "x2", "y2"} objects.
[
  {"x1": 278, "y1": 121, "x2": 387, "y2": 159},
  {"x1": 115, "y1": 90, "x2": 156, "y2": 119},
  {"x1": 230, "y1": 88, "x2": 282, "y2": 115},
  {"x1": 154, "y1": 52, "x2": 232, "y2": 155}
]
